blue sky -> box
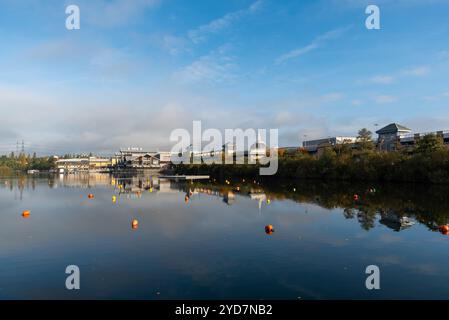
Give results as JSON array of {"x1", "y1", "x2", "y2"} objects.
[{"x1": 0, "y1": 0, "x2": 449, "y2": 155}]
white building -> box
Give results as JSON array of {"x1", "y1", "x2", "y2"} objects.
[
  {"x1": 302, "y1": 136, "x2": 358, "y2": 153},
  {"x1": 115, "y1": 148, "x2": 171, "y2": 169},
  {"x1": 56, "y1": 157, "x2": 112, "y2": 173}
]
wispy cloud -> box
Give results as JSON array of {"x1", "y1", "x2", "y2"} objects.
[
  {"x1": 187, "y1": 0, "x2": 263, "y2": 44},
  {"x1": 375, "y1": 95, "x2": 397, "y2": 104},
  {"x1": 83, "y1": 0, "x2": 160, "y2": 27},
  {"x1": 403, "y1": 66, "x2": 430, "y2": 76},
  {"x1": 321, "y1": 92, "x2": 345, "y2": 103},
  {"x1": 150, "y1": 34, "x2": 191, "y2": 55},
  {"x1": 369, "y1": 75, "x2": 395, "y2": 84},
  {"x1": 174, "y1": 45, "x2": 236, "y2": 83},
  {"x1": 422, "y1": 91, "x2": 449, "y2": 102},
  {"x1": 364, "y1": 65, "x2": 429, "y2": 86},
  {"x1": 275, "y1": 26, "x2": 351, "y2": 65}
]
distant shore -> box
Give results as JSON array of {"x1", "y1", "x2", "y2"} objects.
[{"x1": 173, "y1": 148, "x2": 449, "y2": 184}]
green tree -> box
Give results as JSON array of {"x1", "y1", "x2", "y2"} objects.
[
  {"x1": 415, "y1": 134, "x2": 444, "y2": 154},
  {"x1": 357, "y1": 128, "x2": 375, "y2": 151}
]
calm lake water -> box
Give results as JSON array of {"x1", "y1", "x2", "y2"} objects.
[{"x1": 1, "y1": 173, "x2": 449, "y2": 300}]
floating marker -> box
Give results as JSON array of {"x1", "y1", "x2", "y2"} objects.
[
  {"x1": 22, "y1": 210, "x2": 30, "y2": 218},
  {"x1": 265, "y1": 225, "x2": 275, "y2": 235},
  {"x1": 439, "y1": 225, "x2": 449, "y2": 235}
]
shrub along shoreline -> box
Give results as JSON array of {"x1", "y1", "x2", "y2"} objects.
[
  {"x1": 174, "y1": 133, "x2": 449, "y2": 184},
  {"x1": 0, "y1": 153, "x2": 55, "y2": 176}
]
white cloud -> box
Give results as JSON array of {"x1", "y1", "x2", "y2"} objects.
[
  {"x1": 153, "y1": 34, "x2": 191, "y2": 55},
  {"x1": 438, "y1": 50, "x2": 449, "y2": 62},
  {"x1": 275, "y1": 26, "x2": 351, "y2": 65},
  {"x1": 363, "y1": 65, "x2": 429, "y2": 87},
  {"x1": 422, "y1": 91, "x2": 449, "y2": 102},
  {"x1": 187, "y1": 0, "x2": 263, "y2": 44},
  {"x1": 375, "y1": 95, "x2": 397, "y2": 104},
  {"x1": 321, "y1": 92, "x2": 344, "y2": 103},
  {"x1": 174, "y1": 45, "x2": 236, "y2": 83},
  {"x1": 369, "y1": 75, "x2": 395, "y2": 84},
  {"x1": 83, "y1": 0, "x2": 160, "y2": 27},
  {"x1": 403, "y1": 66, "x2": 430, "y2": 76}
]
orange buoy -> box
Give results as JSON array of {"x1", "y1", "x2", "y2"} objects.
[
  {"x1": 22, "y1": 210, "x2": 30, "y2": 218},
  {"x1": 265, "y1": 225, "x2": 275, "y2": 235},
  {"x1": 88, "y1": 193, "x2": 94, "y2": 199},
  {"x1": 439, "y1": 225, "x2": 449, "y2": 235},
  {"x1": 131, "y1": 219, "x2": 139, "y2": 230}
]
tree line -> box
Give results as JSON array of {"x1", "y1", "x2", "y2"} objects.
[
  {"x1": 174, "y1": 129, "x2": 449, "y2": 184},
  {"x1": 0, "y1": 152, "x2": 56, "y2": 175}
]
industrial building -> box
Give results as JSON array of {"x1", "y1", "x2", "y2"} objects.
[
  {"x1": 55, "y1": 157, "x2": 112, "y2": 173},
  {"x1": 302, "y1": 123, "x2": 449, "y2": 154},
  {"x1": 376, "y1": 123, "x2": 449, "y2": 151},
  {"x1": 302, "y1": 136, "x2": 358, "y2": 153},
  {"x1": 114, "y1": 148, "x2": 172, "y2": 169}
]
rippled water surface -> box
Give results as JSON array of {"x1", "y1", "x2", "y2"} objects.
[{"x1": 1, "y1": 174, "x2": 449, "y2": 299}]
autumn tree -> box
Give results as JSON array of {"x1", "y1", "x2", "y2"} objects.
[{"x1": 357, "y1": 128, "x2": 375, "y2": 151}]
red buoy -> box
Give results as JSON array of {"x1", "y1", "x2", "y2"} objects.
[
  {"x1": 439, "y1": 225, "x2": 449, "y2": 235},
  {"x1": 265, "y1": 225, "x2": 275, "y2": 235}
]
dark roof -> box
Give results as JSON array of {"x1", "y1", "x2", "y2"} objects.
[{"x1": 376, "y1": 123, "x2": 411, "y2": 134}]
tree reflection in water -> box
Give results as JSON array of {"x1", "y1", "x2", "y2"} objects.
[
  {"x1": 184, "y1": 178, "x2": 449, "y2": 233},
  {"x1": 2, "y1": 174, "x2": 448, "y2": 233}
]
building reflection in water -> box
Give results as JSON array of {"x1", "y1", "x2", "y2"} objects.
[{"x1": 2, "y1": 173, "x2": 449, "y2": 234}]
